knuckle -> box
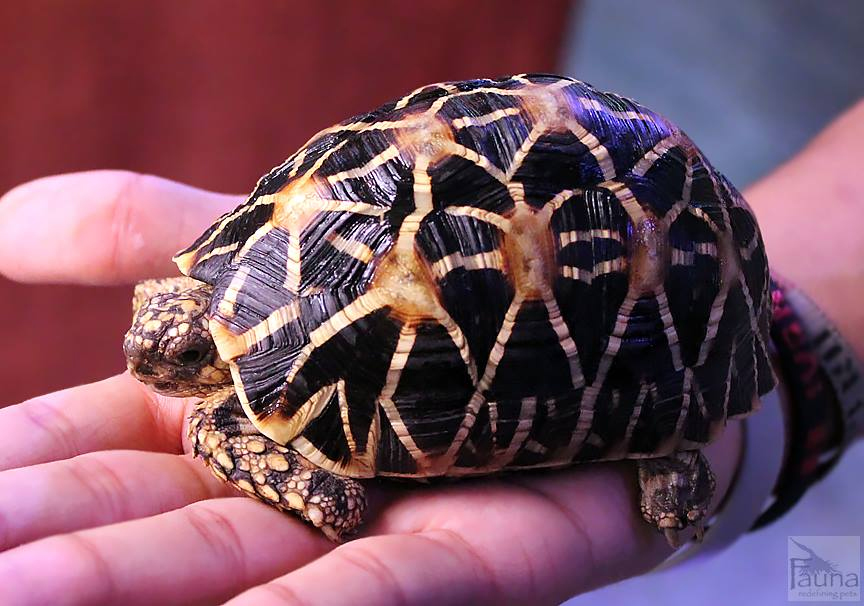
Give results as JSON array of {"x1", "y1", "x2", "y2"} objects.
[
  {"x1": 47, "y1": 533, "x2": 116, "y2": 603},
  {"x1": 62, "y1": 455, "x2": 133, "y2": 522},
  {"x1": 417, "y1": 530, "x2": 504, "y2": 604},
  {"x1": 104, "y1": 171, "x2": 146, "y2": 278},
  {"x1": 182, "y1": 503, "x2": 248, "y2": 582},
  {"x1": 331, "y1": 543, "x2": 409, "y2": 605},
  {"x1": 18, "y1": 397, "x2": 80, "y2": 461},
  {"x1": 240, "y1": 582, "x2": 314, "y2": 606}
]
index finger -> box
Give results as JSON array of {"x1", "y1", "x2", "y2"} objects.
[
  {"x1": 0, "y1": 374, "x2": 190, "y2": 471},
  {"x1": 0, "y1": 170, "x2": 240, "y2": 285}
]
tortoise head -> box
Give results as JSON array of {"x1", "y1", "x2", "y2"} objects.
[{"x1": 123, "y1": 284, "x2": 231, "y2": 397}]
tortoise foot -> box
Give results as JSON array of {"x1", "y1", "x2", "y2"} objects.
[
  {"x1": 637, "y1": 450, "x2": 715, "y2": 549},
  {"x1": 189, "y1": 393, "x2": 366, "y2": 541}
]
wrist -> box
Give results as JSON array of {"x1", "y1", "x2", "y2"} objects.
[{"x1": 744, "y1": 99, "x2": 864, "y2": 364}]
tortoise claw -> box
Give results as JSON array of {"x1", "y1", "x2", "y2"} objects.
[{"x1": 664, "y1": 527, "x2": 680, "y2": 549}]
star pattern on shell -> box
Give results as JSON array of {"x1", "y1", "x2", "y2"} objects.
[{"x1": 172, "y1": 74, "x2": 774, "y2": 479}]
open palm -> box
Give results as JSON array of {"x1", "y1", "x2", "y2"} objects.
[{"x1": 0, "y1": 171, "x2": 733, "y2": 605}]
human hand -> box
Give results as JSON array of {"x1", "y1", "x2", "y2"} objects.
[
  {"x1": 0, "y1": 171, "x2": 742, "y2": 605},
  {"x1": 745, "y1": 98, "x2": 864, "y2": 363}
]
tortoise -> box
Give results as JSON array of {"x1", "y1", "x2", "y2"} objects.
[{"x1": 124, "y1": 73, "x2": 776, "y2": 546}]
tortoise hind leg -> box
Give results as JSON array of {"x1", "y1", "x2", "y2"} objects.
[
  {"x1": 189, "y1": 391, "x2": 366, "y2": 541},
  {"x1": 636, "y1": 450, "x2": 715, "y2": 548}
]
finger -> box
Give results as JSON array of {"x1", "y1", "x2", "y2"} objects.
[
  {"x1": 230, "y1": 464, "x2": 663, "y2": 606},
  {"x1": 239, "y1": 424, "x2": 741, "y2": 606},
  {"x1": 0, "y1": 374, "x2": 192, "y2": 471},
  {"x1": 0, "y1": 170, "x2": 240, "y2": 285},
  {"x1": 0, "y1": 498, "x2": 331, "y2": 606},
  {"x1": 228, "y1": 532, "x2": 508, "y2": 606},
  {"x1": 0, "y1": 450, "x2": 235, "y2": 552}
]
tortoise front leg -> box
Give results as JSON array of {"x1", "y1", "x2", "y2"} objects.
[
  {"x1": 189, "y1": 392, "x2": 366, "y2": 541},
  {"x1": 636, "y1": 450, "x2": 715, "y2": 548}
]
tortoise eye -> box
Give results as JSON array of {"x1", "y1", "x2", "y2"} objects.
[{"x1": 178, "y1": 346, "x2": 207, "y2": 365}]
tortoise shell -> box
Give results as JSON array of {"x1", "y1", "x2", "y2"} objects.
[{"x1": 174, "y1": 73, "x2": 775, "y2": 479}]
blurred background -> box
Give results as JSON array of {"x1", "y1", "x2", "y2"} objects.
[
  {"x1": 1, "y1": 1, "x2": 862, "y2": 604},
  {"x1": 0, "y1": 0, "x2": 571, "y2": 404}
]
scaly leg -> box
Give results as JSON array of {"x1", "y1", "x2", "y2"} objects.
[
  {"x1": 637, "y1": 450, "x2": 715, "y2": 548},
  {"x1": 189, "y1": 391, "x2": 366, "y2": 541}
]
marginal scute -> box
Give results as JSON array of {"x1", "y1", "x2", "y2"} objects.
[
  {"x1": 208, "y1": 318, "x2": 247, "y2": 361},
  {"x1": 259, "y1": 382, "x2": 336, "y2": 445}
]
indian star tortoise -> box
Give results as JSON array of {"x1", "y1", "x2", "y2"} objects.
[{"x1": 124, "y1": 73, "x2": 775, "y2": 547}]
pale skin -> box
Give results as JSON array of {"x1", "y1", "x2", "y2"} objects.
[{"x1": 0, "y1": 99, "x2": 860, "y2": 605}]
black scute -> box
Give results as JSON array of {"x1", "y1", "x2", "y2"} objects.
[
  {"x1": 319, "y1": 129, "x2": 408, "y2": 204},
  {"x1": 438, "y1": 268, "x2": 514, "y2": 376},
  {"x1": 220, "y1": 227, "x2": 292, "y2": 333},
  {"x1": 182, "y1": 130, "x2": 356, "y2": 284},
  {"x1": 454, "y1": 402, "x2": 494, "y2": 468},
  {"x1": 725, "y1": 286, "x2": 760, "y2": 417},
  {"x1": 416, "y1": 210, "x2": 501, "y2": 262},
  {"x1": 509, "y1": 397, "x2": 583, "y2": 467},
  {"x1": 430, "y1": 155, "x2": 515, "y2": 214},
  {"x1": 616, "y1": 295, "x2": 678, "y2": 381},
  {"x1": 299, "y1": 213, "x2": 392, "y2": 292},
  {"x1": 626, "y1": 145, "x2": 688, "y2": 217},
  {"x1": 487, "y1": 300, "x2": 576, "y2": 400},
  {"x1": 279, "y1": 306, "x2": 400, "y2": 420},
  {"x1": 513, "y1": 131, "x2": 607, "y2": 208},
  {"x1": 301, "y1": 389, "x2": 353, "y2": 465},
  {"x1": 728, "y1": 204, "x2": 769, "y2": 321},
  {"x1": 186, "y1": 202, "x2": 275, "y2": 283},
  {"x1": 558, "y1": 85, "x2": 675, "y2": 179},
  {"x1": 552, "y1": 189, "x2": 631, "y2": 384},
  {"x1": 391, "y1": 322, "x2": 475, "y2": 455},
  {"x1": 377, "y1": 411, "x2": 418, "y2": 475},
  {"x1": 444, "y1": 92, "x2": 526, "y2": 172},
  {"x1": 666, "y1": 211, "x2": 721, "y2": 368},
  {"x1": 688, "y1": 160, "x2": 726, "y2": 230}
]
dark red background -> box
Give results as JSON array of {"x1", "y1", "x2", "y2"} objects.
[{"x1": 0, "y1": 1, "x2": 574, "y2": 404}]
